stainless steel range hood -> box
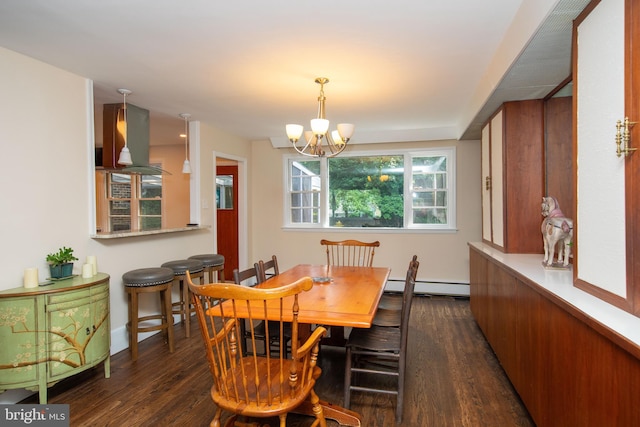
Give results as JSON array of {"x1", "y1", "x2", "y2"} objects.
[{"x1": 101, "y1": 102, "x2": 170, "y2": 175}]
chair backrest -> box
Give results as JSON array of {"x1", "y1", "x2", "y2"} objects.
[
  {"x1": 320, "y1": 239, "x2": 380, "y2": 267},
  {"x1": 233, "y1": 266, "x2": 259, "y2": 287},
  {"x1": 186, "y1": 272, "x2": 326, "y2": 419},
  {"x1": 254, "y1": 255, "x2": 279, "y2": 283}
]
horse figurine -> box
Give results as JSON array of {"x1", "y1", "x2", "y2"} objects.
[{"x1": 541, "y1": 196, "x2": 573, "y2": 267}]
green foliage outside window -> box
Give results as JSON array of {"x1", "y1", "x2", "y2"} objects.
[{"x1": 328, "y1": 156, "x2": 404, "y2": 227}]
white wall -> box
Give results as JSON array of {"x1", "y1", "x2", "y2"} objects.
[{"x1": 250, "y1": 139, "x2": 482, "y2": 292}]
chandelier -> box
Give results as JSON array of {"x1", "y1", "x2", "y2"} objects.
[{"x1": 286, "y1": 77, "x2": 354, "y2": 157}]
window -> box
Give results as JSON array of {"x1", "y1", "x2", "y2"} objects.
[
  {"x1": 105, "y1": 171, "x2": 163, "y2": 232},
  {"x1": 285, "y1": 148, "x2": 456, "y2": 230}
]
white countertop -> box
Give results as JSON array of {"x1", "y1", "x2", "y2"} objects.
[
  {"x1": 91, "y1": 225, "x2": 208, "y2": 239},
  {"x1": 469, "y1": 242, "x2": 640, "y2": 349}
]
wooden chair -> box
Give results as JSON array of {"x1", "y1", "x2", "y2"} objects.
[
  {"x1": 372, "y1": 255, "x2": 419, "y2": 327},
  {"x1": 343, "y1": 257, "x2": 418, "y2": 424},
  {"x1": 232, "y1": 266, "x2": 259, "y2": 288},
  {"x1": 320, "y1": 239, "x2": 380, "y2": 267},
  {"x1": 234, "y1": 265, "x2": 291, "y2": 357},
  {"x1": 186, "y1": 272, "x2": 328, "y2": 427},
  {"x1": 255, "y1": 255, "x2": 279, "y2": 283},
  {"x1": 320, "y1": 239, "x2": 380, "y2": 345}
]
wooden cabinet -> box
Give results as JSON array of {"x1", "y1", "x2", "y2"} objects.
[
  {"x1": 469, "y1": 245, "x2": 640, "y2": 426},
  {"x1": 0, "y1": 274, "x2": 110, "y2": 403},
  {"x1": 481, "y1": 100, "x2": 544, "y2": 253}
]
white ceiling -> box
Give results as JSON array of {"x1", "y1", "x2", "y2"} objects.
[{"x1": 0, "y1": 0, "x2": 588, "y2": 146}]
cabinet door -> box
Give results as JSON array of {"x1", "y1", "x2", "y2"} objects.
[
  {"x1": 481, "y1": 124, "x2": 492, "y2": 243},
  {"x1": 0, "y1": 296, "x2": 43, "y2": 386},
  {"x1": 46, "y1": 290, "x2": 94, "y2": 379},
  {"x1": 85, "y1": 283, "x2": 110, "y2": 364},
  {"x1": 490, "y1": 110, "x2": 505, "y2": 248}
]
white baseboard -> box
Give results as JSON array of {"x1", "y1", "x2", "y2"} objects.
[{"x1": 384, "y1": 278, "x2": 470, "y2": 297}]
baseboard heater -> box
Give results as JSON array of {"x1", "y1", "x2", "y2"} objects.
[{"x1": 384, "y1": 277, "x2": 470, "y2": 297}]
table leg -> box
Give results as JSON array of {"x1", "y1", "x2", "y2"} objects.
[{"x1": 294, "y1": 400, "x2": 362, "y2": 426}]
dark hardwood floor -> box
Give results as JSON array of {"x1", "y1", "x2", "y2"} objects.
[{"x1": 22, "y1": 296, "x2": 534, "y2": 426}]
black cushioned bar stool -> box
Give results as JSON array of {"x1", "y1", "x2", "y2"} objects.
[
  {"x1": 188, "y1": 254, "x2": 225, "y2": 283},
  {"x1": 123, "y1": 267, "x2": 175, "y2": 361},
  {"x1": 161, "y1": 259, "x2": 204, "y2": 338}
]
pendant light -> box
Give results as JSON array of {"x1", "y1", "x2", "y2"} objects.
[
  {"x1": 117, "y1": 88, "x2": 133, "y2": 166},
  {"x1": 179, "y1": 113, "x2": 192, "y2": 174}
]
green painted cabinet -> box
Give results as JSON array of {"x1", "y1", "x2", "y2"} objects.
[{"x1": 0, "y1": 273, "x2": 110, "y2": 403}]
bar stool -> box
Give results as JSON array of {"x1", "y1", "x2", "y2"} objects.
[
  {"x1": 123, "y1": 267, "x2": 175, "y2": 361},
  {"x1": 161, "y1": 259, "x2": 204, "y2": 338},
  {"x1": 188, "y1": 254, "x2": 225, "y2": 283}
]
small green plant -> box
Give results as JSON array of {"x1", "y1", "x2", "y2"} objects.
[{"x1": 46, "y1": 246, "x2": 79, "y2": 266}]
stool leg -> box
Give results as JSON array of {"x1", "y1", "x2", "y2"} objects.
[
  {"x1": 130, "y1": 290, "x2": 139, "y2": 361},
  {"x1": 159, "y1": 287, "x2": 168, "y2": 343},
  {"x1": 218, "y1": 268, "x2": 225, "y2": 283},
  {"x1": 163, "y1": 285, "x2": 175, "y2": 353},
  {"x1": 182, "y1": 278, "x2": 190, "y2": 338},
  {"x1": 178, "y1": 280, "x2": 185, "y2": 323},
  {"x1": 126, "y1": 290, "x2": 133, "y2": 349}
]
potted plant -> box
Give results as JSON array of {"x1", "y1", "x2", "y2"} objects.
[{"x1": 46, "y1": 246, "x2": 79, "y2": 279}]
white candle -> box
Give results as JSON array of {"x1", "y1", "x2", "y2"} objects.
[
  {"x1": 82, "y1": 263, "x2": 93, "y2": 279},
  {"x1": 23, "y1": 268, "x2": 39, "y2": 288},
  {"x1": 86, "y1": 255, "x2": 97, "y2": 275}
]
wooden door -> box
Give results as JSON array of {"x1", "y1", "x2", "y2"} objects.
[{"x1": 216, "y1": 165, "x2": 238, "y2": 280}]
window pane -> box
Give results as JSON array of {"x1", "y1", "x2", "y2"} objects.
[
  {"x1": 110, "y1": 200, "x2": 130, "y2": 215},
  {"x1": 328, "y1": 156, "x2": 404, "y2": 228},
  {"x1": 289, "y1": 160, "x2": 320, "y2": 224},
  {"x1": 140, "y1": 200, "x2": 161, "y2": 215},
  {"x1": 413, "y1": 208, "x2": 447, "y2": 224},
  {"x1": 413, "y1": 192, "x2": 434, "y2": 207},
  {"x1": 140, "y1": 217, "x2": 162, "y2": 230},
  {"x1": 140, "y1": 174, "x2": 162, "y2": 198},
  {"x1": 411, "y1": 154, "x2": 449, "y2": 226},
  {"x1": 216, "y1": 175, "x2": 234, "y2": 209},
  {"x1": 109, "y1": 173, "x2": 131, "y2": 198}
]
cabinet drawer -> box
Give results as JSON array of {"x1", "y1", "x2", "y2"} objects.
[{"x1": 47, "y1": 288, "x2": 91, "y2": 305}]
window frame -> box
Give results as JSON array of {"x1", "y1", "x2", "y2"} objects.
[{"x1": 283, "y1": 147, "x2": 456, "y2": 232}]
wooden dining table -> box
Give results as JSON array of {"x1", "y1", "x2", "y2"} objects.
[{"x1": 255, "y1": 263, "x2": 391, "y2": 426}]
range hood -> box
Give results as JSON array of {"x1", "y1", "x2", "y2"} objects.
[{"x1": 101, "y1": 102, "x2": 169, "y2": 175}]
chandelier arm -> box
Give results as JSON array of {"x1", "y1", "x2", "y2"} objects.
[
  {"x1": 325, "y1": 133, "x2": 347, "y2": 156},
  {"x1": 291, "y1": 139, "x2": 313, "y2": 157}
]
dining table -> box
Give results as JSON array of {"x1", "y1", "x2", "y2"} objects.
[{"x1": 255, "y1": 263, "x2": 391, "y2": 427}]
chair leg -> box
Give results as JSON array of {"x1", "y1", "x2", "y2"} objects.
[
  {"x1": 309, "y1": 389, "x2": 327, "y2": 427},
  {"x1": 396, "y1": 352, "x2": 407, "y2": 423},
  {"x1": 344, "y1": 346, "x2": 352, "y2": 409}
]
